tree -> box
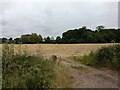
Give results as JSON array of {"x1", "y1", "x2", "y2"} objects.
[
  {"x1": 61, "y1": 26, "x2": 119, "y2": 43},
  {"x1": 62, "y1": 27, "x2": 88, "y2": 43},
  {"x1": 50, "y1": 37, "x2": 55, "y2": 44},
  {"x1": 82, "y1": 26, "x2": 87, "y2": 30},
  {"x1": 8, "y1": 38, "x2": 14, "y2": 43},
  {"x1": 44, "y1": 36, "x2": 51, "y2": 43},
  {"x1": 30, "y1": 33, "x2": 42, "y2": 44},
  {"x1": 21, "y1": 33, "x2": 42, "y2": 44},
  {"x1": 55, "y1": 36, "x2": 62, "y2": 44},
  {"x1": 2, "y1": 38, "x2": 8, "y2": 43},
  {"x1": 0, "y1": 38, "x2": 2, "y2": 44},
  {"x1": 96, "y1": 25, "x2": 105, "y2": 32},
  {"x1": 21, "y1": 34, "x2": 30, "y2": 44},
  {"x1": 1, "y1": 26, "x2": 119, "y2": 44},
  {"x1": 115, "y1": 28, "x2": 120, "y2": 42},
  {"x1": 39, "y1": 35, "x2": 43, "y2": 43},
  {"x1": 14, "y1": 38, "x2": 21, "y2": 44}
]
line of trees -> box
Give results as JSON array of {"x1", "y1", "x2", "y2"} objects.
[
  {"x1": 0, "y1": 33, "x2": 62, "y2": 44},
  {"x1": 1, "y1": 26, "x2": 120, "y2": 44},
  {"x1": 62, "y1": 26, "x2": 120, "y2": 43}
]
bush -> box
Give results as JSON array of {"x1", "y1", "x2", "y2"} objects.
[
  {"x1": 2, "y1": 44, "x2": 72, "y2": 88},
  {"x1": 94, "y1": 46, "x2": 113, "y2": 67},
  {"x1": 94, "y1": 44, "x2": 120, "y2": 71},
  {"x1": 2, "y1": 44, "x2": 55, "y2": 88},
  {"x1": 71, "y1": 44, "x2": 120, "y2": 71}
]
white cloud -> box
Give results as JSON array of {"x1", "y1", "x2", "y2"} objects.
[{"x1": 0, "y1": 1, "x2": 118, "y2": 38}]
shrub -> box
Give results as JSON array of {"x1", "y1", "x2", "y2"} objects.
[
  {"x1": 2, "y1": 44, "x2": 55, "y2": 88},
  {"x1": 2, "y1": 44, "x2": 72, "y2": 88},
  {"x1": 94, "y1": 44, "x2": 120, "y2": 71},
  {"x1": 71, "y1": 44, "x2": 120, "y2": 71},
  {"x1": 94, "y1": 46, "x2": 113, "y2": 67}
]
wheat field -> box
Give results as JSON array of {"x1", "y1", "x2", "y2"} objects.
[{"x1": 2, "y1": 43, "x2": 112, "y2": 58}]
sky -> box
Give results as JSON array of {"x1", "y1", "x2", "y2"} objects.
[{"x1": 0, "y1": 0, "x2": 119, "y2": 38}]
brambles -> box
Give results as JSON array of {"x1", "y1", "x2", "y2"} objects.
[
  {"x1": 2, "y1": 44, "x2": 55, "y2": 88},
  {"x1": 2, "y1": 44, "x2": 71, "y2": 88}
]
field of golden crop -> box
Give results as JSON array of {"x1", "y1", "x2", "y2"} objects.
[
  {"x1": 4, "y1": 43, "x2": 112, "y2": 58},
  {"x1": 0, "y1": 43, "x2": 114, "y2": 58}
]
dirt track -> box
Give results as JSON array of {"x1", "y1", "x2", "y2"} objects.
[{"x1": 61, "y1": 58, "x2": 118, "y2": 88}]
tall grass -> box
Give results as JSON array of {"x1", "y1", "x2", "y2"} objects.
[
  {"x1": 71, "y1": 44, "x2": 120, "y2": 71},
  {"x1": 2, "y1": 44, "x2": 72, "y2": 88},
  {"x1": 51, "y1": 63, "x2": 72, "y2": 88}
]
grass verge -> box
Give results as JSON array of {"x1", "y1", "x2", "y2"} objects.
[{"x1": 70, "y1": 44, "x2": 120, "y2": 71}]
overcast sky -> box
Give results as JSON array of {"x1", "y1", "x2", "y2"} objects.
[{"x1": 0, "y1": 0, "x2": 119, "y2": 38}]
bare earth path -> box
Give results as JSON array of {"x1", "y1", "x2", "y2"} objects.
[{"x1": 61, "y1": 58, "x2": 118, "y2": 88}]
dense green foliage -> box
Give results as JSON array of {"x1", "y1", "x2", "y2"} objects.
[
  {"x1": 2, "y1": 44, "x2": 72, "y2": 88},
  {"x1": 62, "y1": 26, "x2": 120, "y2": 43},
  {"x1": 2, "y1": 44, "x2": 55, "y2": 88},
  {"x1": 71, "y1": 44, "x2": 120, "y2": 71},
  {"x1": 1, "y1": 26, "x2": 120, "y2": 44},
  {"x1": 21, "y1": 33, "x2": 42, "y2": 44}
]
